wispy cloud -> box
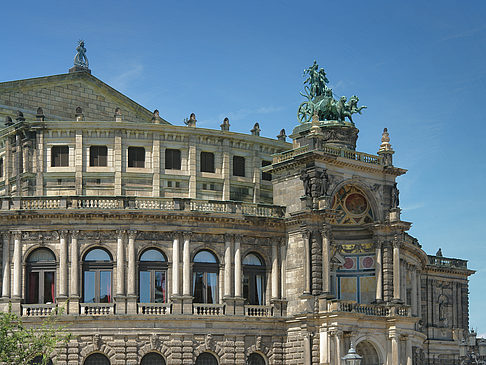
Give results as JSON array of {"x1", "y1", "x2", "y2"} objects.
[
  {"x1": 401, "y1": 202, "x2": 425, "y2": 211},
  {"x1": 110, "y1": 63, "x2": 144, "y2": 90},
  {"x1": 441, "y1": 25, "x2": 486, "y2": 41}
]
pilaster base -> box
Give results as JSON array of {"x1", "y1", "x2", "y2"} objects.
[
  {"x1": 223, "y1": 297, "x2": 235, "y2": 315},
  {"x1": 68, "y1": 296, "x2": 80, "y2": 315},
  {"x1": 389, "y1": 208, "x2": 401, "y2": 222},
  {"x1": 126, "y1": 294, "x2": 138, "y2": 315},
  {"x1": 114, "y1": 295, "x2": 126, "y2": 314},
  {"x1": 171, "y1": 295, "x2": 193, "y2": 315},
  {"x1": 270, "y1": 298, "x2": 287, "y2": 317},
  {"x1": 56, "y1": 296, "x2": 69, "y2": 313},
  {"x1": 299, "y1": 293, "x2": 314, "y2": 313},
  {"x1": 10, "y1": 297, "x2": 21, "y2": 314},
  {"x1": 234, "y1": 297, "x2": 245, "y2": 316}
]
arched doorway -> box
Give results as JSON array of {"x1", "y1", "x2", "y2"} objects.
[
  {"x1": 356, "y1": 341, "x2": 379, "y2": 365},
  {"x1": 84, "y1": 353, "x2": 110, "y2": 365},
  {"x1": 195, "y1": 352, "x2": 218, "y2": 365}
]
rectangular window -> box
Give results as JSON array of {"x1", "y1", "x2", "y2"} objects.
[
  {"x1": 165, "y1": 149, "x2": 181, "y2": 170},
  {"x1": 233, "y1": 156, "x2": 245, "y2": 177},
  {"x1": 51, "y1": 146, "x2": 69, "y2": 167},
  {"x1": 89, "y1": 146, "x2": 108, "y2": 167},
  {"x1": 200, "y1": 152, "x2": 215, "y2": 173},
  {"x1": 128, "y1": 147, "x2": 145, "y2": 168},
  {"x1": 262, "y1": 160, "x2": 272, "y2": 181}
]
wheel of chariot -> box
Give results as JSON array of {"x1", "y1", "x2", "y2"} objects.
[{"x1": 298, "y1": 101, "x2": 313, "y2": 123}]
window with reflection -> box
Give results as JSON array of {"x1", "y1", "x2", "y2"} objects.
[
  {"x1": 193, "y1": 250, "x2": 219, "y2": 304},
  {"x1": 82, "y1": 248, "x2": 113, "y2": 303},
  {"x1": 247, "y1": 353, "x2": 266, "y2": 365},
  {"x1": 195, "y1": 352, "x2": 218, "y2": 365},
  {"x1": 26, "y1": 248, "x2": 56, "y2": 304},
  {"x1": 243, "y1": 253, "x2": 265, "y2": 305},
  {"x1": 140, "y1": 352, "x2": 166, "y2": 365},
  {"x1": 139, "y1": 249, "x2": 167, "y2": 303},
  {"x1": 84, "y1": 353, "x2": 110, "y2": 365}
]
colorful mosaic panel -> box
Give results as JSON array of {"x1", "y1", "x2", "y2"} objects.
[
  {"x1": 330, "y1": 185, "x2": 374, "y2": 225},
  {"x1": 337, "y1": 253, "x2": 376, "y2": 304}
]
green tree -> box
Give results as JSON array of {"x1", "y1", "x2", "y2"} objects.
[{"x1": 0, "y1": 305, "x2": 70, "y2": 365}]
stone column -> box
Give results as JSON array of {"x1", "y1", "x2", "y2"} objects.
[
  {"x1": 393, "y1": 239, "x2": 401, "y2": 302},
  {"x1": 182, "y1": 233, "x2": 191, "y2": 296},
  {"x1": 321, "y1": 226, "x2": 331, "y2": 295},
  {"x1": 271, "y1": 240, "x2": 279, "y2": 299},
  {"x1": 417, "y1": 270, "x2": 422, "y2": 319},
  {"x1": 12, "y1": 231, "x2": 22, "y2": 299},
  {"x1": 75, "y1": 130, "x2": 83, "y2": 195},
  {"x1": 222, "y1": 140, "x2": 230, "y2": 200},
  {"x1": 188, "y1": 137, "x2": 197, "y2": 199},
  {"x1": 280, "y1": 239, "x2": 287, "y2": 298},
  {"x1": 115, "y1": 230, "x2": 126, "y2": 313},
  {"x1": 59, "y1": 230, "x2": 69, "y2": 298},
  {"x1": 303, "y1": 330, "x2": 312, "y2": 365},
  {"x1": 114, "y1": 131, "x2": 122, "y2": 195},
  {"x1": 172, "y1": 234, "x2": 180, "y2": 296},
  {"x1": 406, "y1": 336, "x2": 413, "y2": 365},
  {"x1": 126, "y1": 230, "x2": 137, "y2": 314},
  {"x1": 234, "y1": 236, "x2": 242, "y2": 297},
  {"x1": 319, "y1": 326, "x2": 330, "y2": 365},
  {"x1": 334, "y1": 330, "x2": 342, "y2": 365},
  {"x1": 411, "y1": 267, "x2": 417, "y2": 315},
  {"x1": 224, "y1": 235, "x2": 233, "y2": 297},
  {"x1": 2, "y1": 233, "x2": 10, "y2": 299},
  {"x1": 35, "y1": 130, "x2": 44, "y2": 195},
  {"x1": 390, "y1": 331, "x2": 399, "y2": 365},
  {"x1": 375, "y1": 239, "x2": 383, "y2": 302},
  {"x1": 152, "y1": 135, "x2": 160, "y2": 197},
  {"x1": 234, "y1": 235, "x2": 244, "y2": 315},
  {"x1": 303, "y1": 230, "x2": 311, "y2": 294},
  {"x1": 69, "y1": 231, "x2": 80, "y2": 314}
]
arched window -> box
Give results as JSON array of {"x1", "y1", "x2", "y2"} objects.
[
  {"x1": 247, "y1": 353, "x2": 266, "y2": 365},
  {"x1": 195, "y1": 352, "x2": 218, "y2": 365},
  {"x1": 30, "y1": 356, "x2": 53, "y2": 365},
  {"x1": 139, "y1": 249, "x2": 167, "y2": 303},
  {"x1": 26, "y1": 248, "x2": 56, "y2": 304},
  {"x1": 193, "y1": 250, "x2": 218, "y2": 304},
  {"x1": 243, "y1": 253, "x2": 265, "y2": 305},
  {"x1": 83, "y1": 248, "x2": 113, "y2": 303},
  {"x1": 140, "y1": 352, "x2": 166, "y2": 365},
  {"x1": 84, "y1": 353, "x2": 110, "y2": 365}
]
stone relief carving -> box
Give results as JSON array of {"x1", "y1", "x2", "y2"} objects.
[
  {"x1": 300, "y1": 168, "x2": 329, "y2": 199},
  {"x1": 93, "y1": 334, "x2": 102, "y2": 351}
]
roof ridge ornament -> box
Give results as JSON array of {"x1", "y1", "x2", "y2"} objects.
[
  {"x1": 70, "y1": 40, "x2": 91, "y2": 74},
  {"x1": 297, "y1": 61, "x2": 366, "y2": 125}
]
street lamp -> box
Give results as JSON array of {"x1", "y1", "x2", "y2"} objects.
[{"x1": 342, "y1": 344, "x2": 362, "y2": 365}]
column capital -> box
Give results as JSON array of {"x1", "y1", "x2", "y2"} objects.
[
  {"x1": 58, "y1": 230, "x2": 69, "y2": 239},
  {"x1": 11, "y1": 231, "x2": 21, "y2": 241},
  {"x1": 128, "y1": 230, "x2": 137, "y2": 240},
  {"x1": 182, "y1": 231, "x2": 192, "y2": 240},
  {"x1": 171, "y1": 231, "x2": 181, "y2": 241},
  {"x1": 224, "y1": 233, "x2": 234, "y2": 242},
  {"x1": 393, "y1": 234, "x2": 402, "y2": 249},
  {"x1": 2, "y1": 231, "x2": 11, "y2": 240},
  {"x1": 301, "y1": 229, "x2": 311, "y2": 240},
  {"x1": 234, "y1": 234, "x2": 243, "y2": 243},
  {"x1": 321, "y1": 224, "x2": 332, "y2": 238},
  {"x1": 70, "y1": 230, "x2": 80, "y2": 239},
  {"x1": 116, "y1": 230, "x2": 127, "y2": 239}
]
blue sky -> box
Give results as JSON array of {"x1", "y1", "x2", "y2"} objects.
[{"x1": 1, "y1": 0, "x2": 486, "y2": 332}]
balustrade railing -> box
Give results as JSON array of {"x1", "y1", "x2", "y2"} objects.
[
  {"x1": 428, "y1": 255, "x2": 468, "y2": 269},
  {"x1": 244, "y1": 305, "x2": 274, "y2": 317},
  {"x1": 80, "y1": 303, "x2": 114, "y2": 316},
  {"x1": 138, "y1": 303, "x2": 171, "y2": 315},
  {"x1": 1, "y1": 196, "x2": 285, "y2": 218},
  {"x1": 22, "y1": 304, "x2": 56, "y2": 317},
  {"x1": 193, "y1": 303, "x2": 225, "y2": 316},
  {"x1": 329, "y1": 301, "x2": 410, "y2": 317}
]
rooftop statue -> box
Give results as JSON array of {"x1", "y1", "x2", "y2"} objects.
[
  {"x1": 74, "y1": 40, "x2": 89, "y2": 68},
  {"x1": 298, "y1": 61, "x2": 366, "y2": 124}
]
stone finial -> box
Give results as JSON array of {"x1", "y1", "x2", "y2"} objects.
[
  {"x1": 114, "y1": 107, "x2": 122, "y2": 122},
  {"x1": 75, "y1": 107, "x2": 84, "y2": 121},
  {"x1": 379, "y1": 128, "x2": 393, "y2": 152},
  {"x1": 36, "y1": 107, "x2": 45, "y2": 121},
  {"x1": 152, "y1": 109, "x2": 162, "y2": 124},
  {"x1": 378, "y1": 128, "x2": 394, "y2": 166},
  {"x1": 436, "y1": 248, "x2": 443, "y2": 257},
  {"x1": 220, "y1": 117, "x2": 230, "y2": 131},
  {"x1": 184, "y1": 113, "x2": 197, "y2": 127},
  {"x1": 310, "y1": 110, "x2": 322, "y2": 135},
  {"x1": 16, "y1": 111, "x2": 25, "y2": 122},
  {"x1": 251, "y1": 122, "x2": 261, "y2": 136},
  {"x1": 277, "y1": 128, "x2": 287, "y2": 142},
  {"x1": 5, "y1": 116, "x2": 13, "y2": 126}
]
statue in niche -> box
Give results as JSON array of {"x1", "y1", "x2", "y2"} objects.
[
  {"x1": 391, "y1": 182, "x2": 400, "y2": 208},
  {"x1": 300, "y1": 168, "x2": 329, "y2": 199},
  {"x1": 300, "y1": 170, "x2": 311, "y2": 197},
  {"x1": 438, "y1": 294, "x2": 449, "y2": 327},
  {"x1": 74, "y1": 40, "x2": 89, "y2": 68}
]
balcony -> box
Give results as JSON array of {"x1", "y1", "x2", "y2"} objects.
[
  {"x1": 193, "y1": 303, "x2": 225, "y2": 316},
  {"x1": 1, "y1": 196, "x2": 285, "y2": 218},
  {"x1": 244, "y1": 305, "x2": 274, "y2": 317},
  {"x1": 138, "y1": 303, "x2": 171, "y2": 315},
  {"x1": 22, "y1": 304, "x2": 56, "y2": 317},
  {"x1": 328, "y1": 300, "x2": 411, "y2": 317},
  {"x1": 80, "y1": 303, "x2": 114, "y2": 315}
]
